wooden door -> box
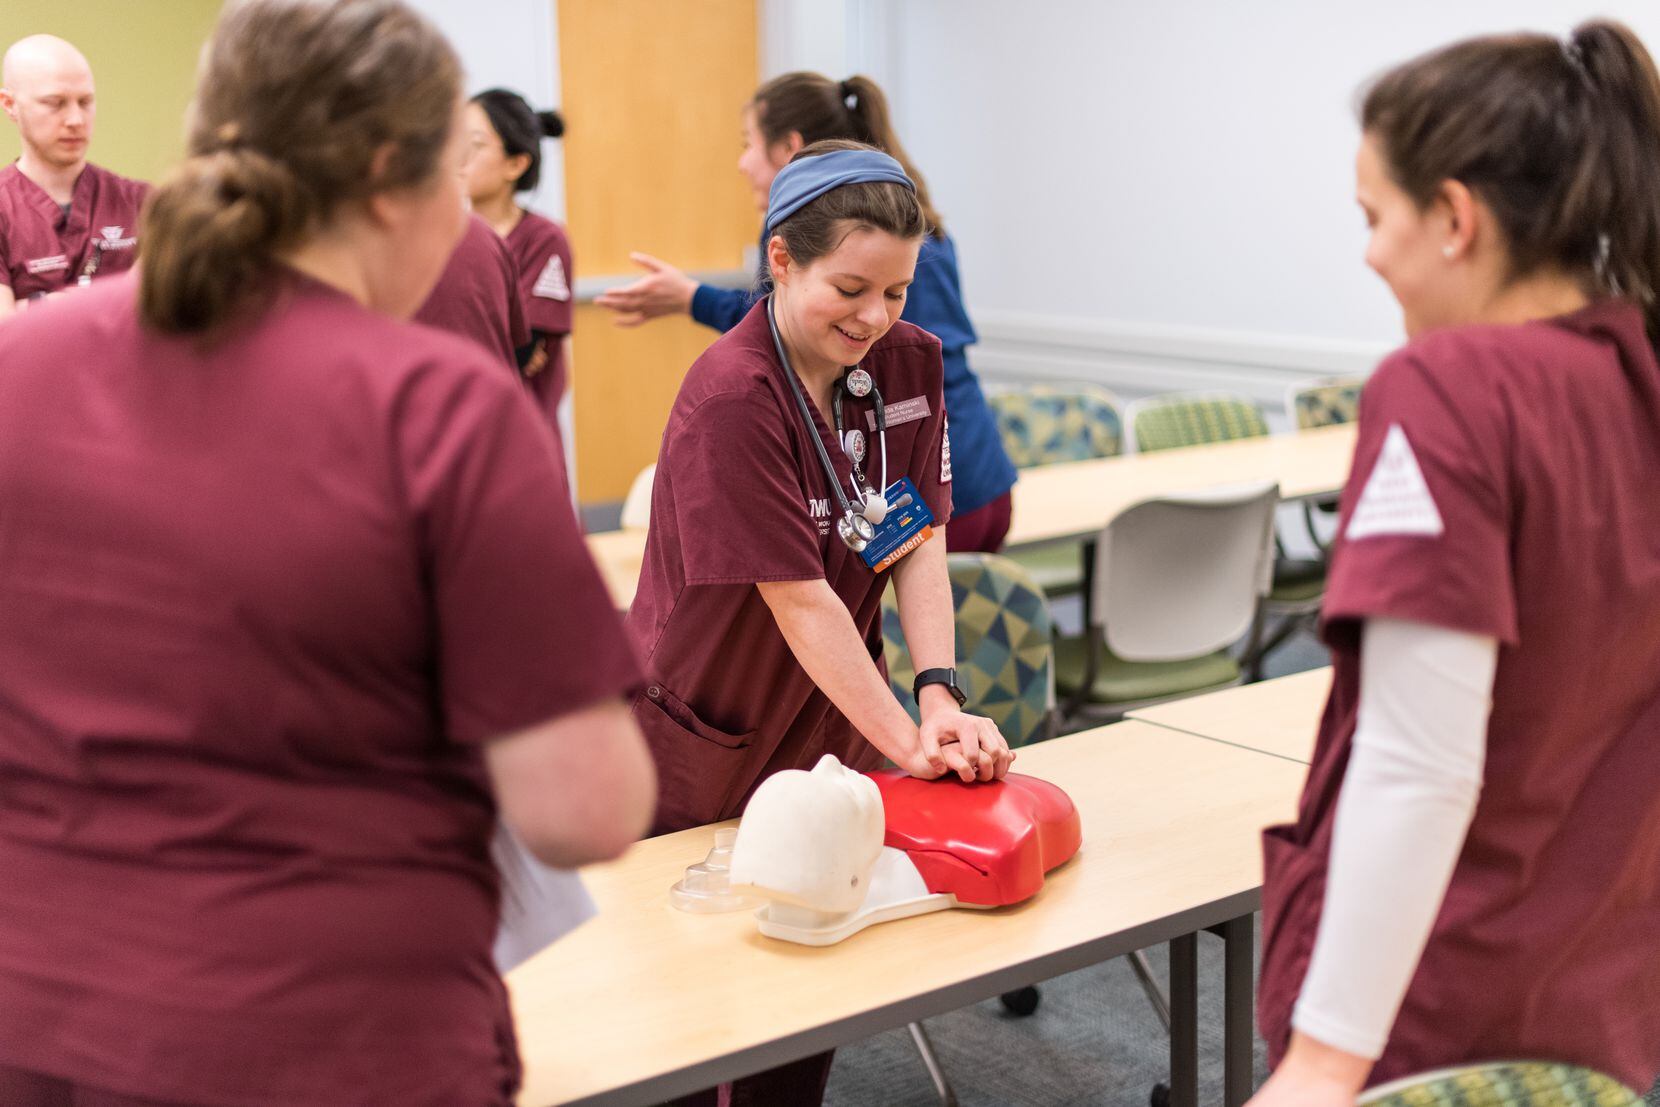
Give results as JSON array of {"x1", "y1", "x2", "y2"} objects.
[{"x1": 558, "y1": 0, "x2": 759, "y2": 506}]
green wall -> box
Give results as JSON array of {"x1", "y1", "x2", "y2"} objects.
[{"x1": 0, "y1": 1, "x2": 224, "y2": 185}]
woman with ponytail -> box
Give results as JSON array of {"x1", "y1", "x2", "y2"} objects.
[
  {"x1": 465, "y1": 88, "x2": 575, "y2": 428},
  {"x1": 1250, "y1": 20, "x2": 1660, "y2": 1105},
  {"x1": 598, "y1": 73, "x2": 1020, "y2": 552},
  {"x1": 0, "y1": 2, "x2": 652, "y2": 1104}
]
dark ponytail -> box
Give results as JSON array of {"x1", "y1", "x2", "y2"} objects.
[
  {"x1": 1361, "y1": 19, "x2": 1660, "y2": 339},
  {"x1": 140, "y1": 0, "x2": 460, "y2": 335},
  {"x1": 751, "y1": 71, "x2": 946, "y2": 238},
  {"x1": 472, "y1": 88, "x2": 563, "y2": 193}
]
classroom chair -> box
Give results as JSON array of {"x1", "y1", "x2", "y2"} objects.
[
  {"x1": 1124, "y1": 391, "x2": 1323, "y2": 679},
  {"x1": 619, "y1": 463, "x2": 655, "y2": 530},
  {"x1": 1284, "y1": 374, "x2": 1365, "y2": 550},
  {"x1": 1359, "y1": 1062, "x2": 1641, "y2": 1107},
  {"x1": 1054, "y1": 481, "x2": 1278, "y2": 719},
  {"x1": 985, "y1": 385, "x2": 1124, "y2": 599},
  {"x1": 1288, "y1": 375, "x2": 1365, "y2": 432},
  {"x1": 880, "y1": 552, "x2": 1058, "y2": 744},
  {"x1": 1123, "y1": 390, "x2": 1269, "y2": 454},
  {"x1": 1231, "y1": 374, "x2": 1370, "y2": 668}
]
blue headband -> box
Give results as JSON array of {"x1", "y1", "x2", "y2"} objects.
[{"x1": 762, "y1": 149, "x2": 915, "y2": 238}]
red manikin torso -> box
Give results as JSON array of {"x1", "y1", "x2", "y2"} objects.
[{"x1": 867, "y1": 771, "x2": 1082, "y2": 907}]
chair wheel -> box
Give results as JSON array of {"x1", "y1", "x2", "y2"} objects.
[
  {"x1": 1150, "y1": 1083, "x2": 1171, "y2": 1107},
  {"x1": 998, "y1": 985, "x2": 1040, "y2": 1016}
]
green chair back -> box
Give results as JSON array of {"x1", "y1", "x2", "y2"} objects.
[
  {"x1": 1129, "y1": 392, "x2": 1268, "y2": 453},
  {"x1": 880, "y1": 553, "x2": 1056, "y2": 747},
  {"x1": 1359, "y1": 1062, "x2": 1640, "y2": 1107},
  {"x1": 1290, "y1": 376, "x2": 1365, "y2": 430},
  {"x1": 987, "y1": 385, "x2": 1123, "y2": 469}
]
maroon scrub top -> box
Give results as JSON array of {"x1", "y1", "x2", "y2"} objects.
[
  {"x1": 0, "y1": 270, "x2": 638, "y2": 1106},
  {"x1": 415, "y1": 213, "x2": 530, "y2": 374},
  {"x1": 625, "y1": 301, "x2": 952, "y2": 835},
  {"x1": 504, "y1": 209, "x2": 573, "y2": 424},
  {"x1": 1258, "y1": 300, "x2": 1660, "y2": 1090},
  {"x1": 0, "y1": 161, "x2": 147, "y2": 300}
]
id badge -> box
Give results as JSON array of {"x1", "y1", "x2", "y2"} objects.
[{"x1": 859, "y1": 476, "x2": 935, "y2": 572}]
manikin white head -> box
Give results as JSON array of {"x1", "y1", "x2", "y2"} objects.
[{"x1": 729, "y1": 755, "x2": 886, "y2": 915}]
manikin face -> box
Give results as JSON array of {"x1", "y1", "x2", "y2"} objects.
[
  {"x1": 770, "y1": 222, "x2": 922, "y2": 375},
  {"x1": 737, "y1": 106, "x2": 795, "y2": 212},
  {"x1": 1, "y1": 37, "x2": 96, "y2": 171},
  {"x1": 461, "y1": 100, "x2": 528, "y2": 207},
  {"x1": 1356, "y1": 131, "x2": 1471, "y2": 338}
]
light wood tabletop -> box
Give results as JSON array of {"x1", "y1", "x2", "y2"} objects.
[
  {"x1": 1003, "y1": 424, "x2": 1355, "y2": 550},
  {"x1": 584, "y1": 528, "x2": 647, "y2": 612},
  {"x1": 506, "y1": 719, "x2": 1308, "y2": 1106},
  {"x1": 584, "y1": 425, "x2": 1358, "y2": 610},
  {"x1": 1127, "y1": 667, "x2": 1333, "y2": 764}
]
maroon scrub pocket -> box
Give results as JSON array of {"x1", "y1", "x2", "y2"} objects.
[
  {"x1": 636, "y1": 684, "x2": 757, "y2": 834},
  {"x1": 1256, "y1": 824, "x2": 1326, "y2": 1062}
]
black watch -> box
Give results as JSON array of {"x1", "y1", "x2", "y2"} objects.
[{"x1": 913, "y1": 667, "x2": 967, "y2": 707}]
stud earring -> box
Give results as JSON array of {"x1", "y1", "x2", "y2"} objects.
[{"x1": 1443, "y1": 243, "x2": 1456, "y2": 259}]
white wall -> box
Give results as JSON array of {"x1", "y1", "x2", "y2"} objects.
[
  {"x1": 407, "y1": 0, "x2": 565, "y2": 220},
  {"x1": 844, "y1": 1, "x2": 1660, "y2": 409}
]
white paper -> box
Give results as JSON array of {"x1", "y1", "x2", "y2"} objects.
[{"x1": 491, "y1": 822, "x2": 597, "y2": 973}]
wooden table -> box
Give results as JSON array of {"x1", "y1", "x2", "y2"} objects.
[
  {"x1": 506, "y1": 720, "x2": 1308, "y2": 1106},
  {"x1": 585, "y1": 528, "x2": 647, "y2": 612},
  {"x1": 1003, "y1": 424, "x2": 1355, "y2": 550},
  {"x1": 1128, "y1": 667, "x2": 1333, "y2": 764},
  {"x1": 584, "y1": 425, "x2": 1358, "y2": 610}
]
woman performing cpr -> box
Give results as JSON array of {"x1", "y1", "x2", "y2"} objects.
[{"x1": 624, "y1": 143, "x2": 1013, "y2": 1104}]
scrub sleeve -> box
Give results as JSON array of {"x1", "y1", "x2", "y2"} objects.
[{"x1": 505, "y1": 210, "x2": 575, "y2": 429}]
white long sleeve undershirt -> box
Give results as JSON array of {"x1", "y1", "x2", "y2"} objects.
[{"x1": 1291, "y1": 617, "x2": 1499, "y2": 1059}]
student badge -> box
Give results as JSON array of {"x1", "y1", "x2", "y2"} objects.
[{"x1": 858, "y1": 477, "x2": 935, "y2": 573}]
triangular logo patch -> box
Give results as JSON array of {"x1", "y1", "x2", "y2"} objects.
[
  {"x1": 1346, "y1": 423, "x2": 1444, "y2": 540},
  {"x1": 532, "y1": 255, "x2": 570, "y2": 301}
]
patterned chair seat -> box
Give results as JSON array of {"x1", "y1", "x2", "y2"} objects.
[
  {"x1": 1290, "y1": 375, "x2": 1366, "y2": 431},
  {"x1": 1360, "y1": 1062, "x2": 1641, "y2": 1107},
  {"x1": 987, "y1": 384, "x2": 1123, "y2": 468},
  {"x1": 986, "y1": 385, "x2": 1123, "y2": 598},
  {"x1": 881, "y1": 552, "x2": 1056, "y2": 747}
]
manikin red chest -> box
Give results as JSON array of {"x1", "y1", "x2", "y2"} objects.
[{"x1": 867, "y1": 769, "x2": 1082, "y2": 907}]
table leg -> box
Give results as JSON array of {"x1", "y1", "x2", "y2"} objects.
[
  {"x1": 1168, "y1": 932, "x2": 1198, "y2": 1107},
  {"x1": 1222, "y1": 913, "x2": 1255, "y2": 1106}
]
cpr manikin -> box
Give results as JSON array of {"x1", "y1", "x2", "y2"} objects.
[{"x1": 727, "y1": 755, "x2": 1081, "y2": 946}]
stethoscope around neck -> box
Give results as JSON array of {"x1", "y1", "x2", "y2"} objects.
[{"x1": 766, "y1": 295, "x2": 890, "y2": 553}]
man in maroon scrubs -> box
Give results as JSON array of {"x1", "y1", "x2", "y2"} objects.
[
  {"x1": 415, "y1": 212, "x2": 530, "y2": 375},
  {"x1": 0, "y1": 34, "x2": 147, "y2": 316}
]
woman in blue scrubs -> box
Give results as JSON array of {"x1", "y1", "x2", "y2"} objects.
[{"x1": 596, "y1": 73, "x2": 1019, "y2": 551}]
